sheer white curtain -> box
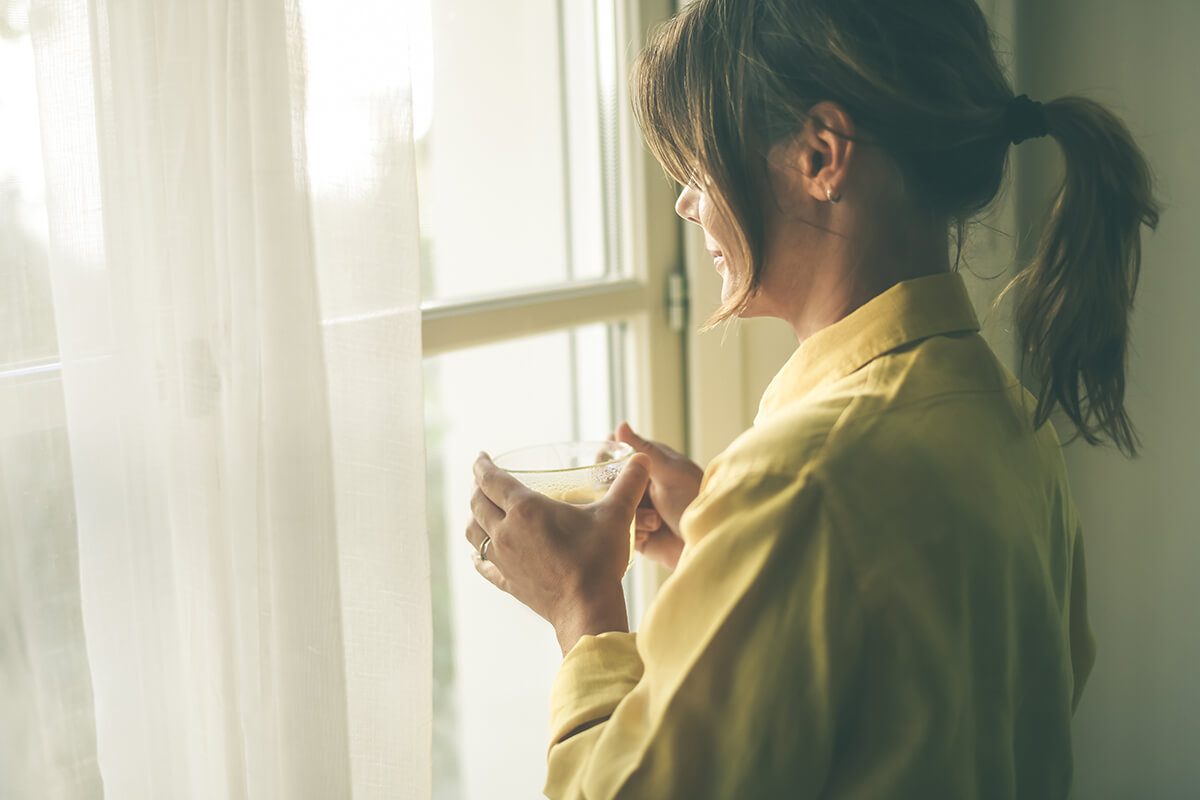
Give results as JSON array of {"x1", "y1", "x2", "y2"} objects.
[{"x1": 0, "y1": 0, "x2": 430, "y2": 798}]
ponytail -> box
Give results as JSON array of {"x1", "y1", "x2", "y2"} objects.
[{"x1": 1006, "y1": 96, "x2": 1160, "y2": 457}]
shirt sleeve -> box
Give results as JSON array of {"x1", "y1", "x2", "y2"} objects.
[{"x1": 543, "y1": 468, "x2": 863, "y2": 799}]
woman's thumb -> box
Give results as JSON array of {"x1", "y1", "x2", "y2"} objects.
[
  {"x1": 605, "y1": 453, "x2": 651, "y2": 516},
  {"x1": 616, "y1": 421, "x2": 652, "y2": 454}
]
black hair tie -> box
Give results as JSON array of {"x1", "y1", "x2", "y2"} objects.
[{"x1": 1007, "y1": 94, "x2": 1049, "y2": 145}]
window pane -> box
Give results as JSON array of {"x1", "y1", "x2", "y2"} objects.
[
  {"x1": 424, "y1": 322, "x2": 626, "y2": 799},
  {"x1": 0, "y1": 15, "x2": 57, "y2": 369},
  {"x1": 417, "y1": 0, "x2": 616, "y2": 303},
  {"x1": 0, "y1": 379, "x2": 100, "y2": 797}
]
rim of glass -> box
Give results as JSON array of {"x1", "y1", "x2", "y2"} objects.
[{"x1": 493, "y1": 440, "x2": 634, "y2": 474}]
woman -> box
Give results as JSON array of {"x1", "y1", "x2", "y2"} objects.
[{"x1": 467, "y1": 0, "x2": 1159, "y2": 796}]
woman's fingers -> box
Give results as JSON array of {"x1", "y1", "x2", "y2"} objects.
[
  {"x1": 619, "y1": 422, "x2": 648, "y2": 448},
  {"x1": 635, "y1": 507, "x2": 661, "y2": 532},
  {"x1": 472, "y1": 552, "x2": 511, "y2": 595},
  {"x1": 604, "y1": 454, "x2": 651, "y2": 518},
  {"x1": 464, "y1": 517, "x2": 491, "y2": 556},
  {"x1": 470, "y1": 486, "x2": 504, "y2": 530},
  {"x1": 617, "y1": 422, "x2": 684, "y2": 465},
  {"x1": 615, "y1": 422, "x2": 650, "y2": 453},
  {"x1": 473, "y1": 452, "x2": 526, "y2": 510}
]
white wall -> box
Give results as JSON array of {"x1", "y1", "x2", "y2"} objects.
[{"x1": 1015, "y1": 2, "x2": 1200, "y2": 797}]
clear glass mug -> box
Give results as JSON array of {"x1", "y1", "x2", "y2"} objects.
[{"x1": 493, "y1": 441, "x2": 637, "y2": 570}]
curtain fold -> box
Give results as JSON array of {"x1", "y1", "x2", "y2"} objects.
[{"x1": 1, "y1": 0, "x2": 430, "y2": 797}]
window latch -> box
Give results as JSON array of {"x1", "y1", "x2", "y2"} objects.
[{"x1": 665, "y1": 271, "x2": 688, "y2": 332}]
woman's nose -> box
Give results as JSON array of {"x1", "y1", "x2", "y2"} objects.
[{"x1": 675, "y1": 184, "x2": 700, "y2": 224}]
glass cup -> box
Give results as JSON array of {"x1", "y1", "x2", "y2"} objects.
[{"x1": 493, "y1": 440, "x2": 637, "y2": 568}]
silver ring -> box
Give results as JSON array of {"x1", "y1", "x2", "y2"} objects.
[{"x1": 479, "y1": 535, "x2": 491, "y2": 561}]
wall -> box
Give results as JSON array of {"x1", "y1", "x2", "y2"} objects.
[{"x1": 1016, "y1": 2, "x2": 1200, "y2": 797}]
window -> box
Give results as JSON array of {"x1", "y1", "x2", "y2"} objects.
[
  {"x1": 0, "y1": 11, "x2": 98, "y2": 784},
  {"x1": 3, "y1": 0, "x2": 684, "y2": 795},
  {"x1": 417, "y1": 0, "x2": 683, "y2": 797},
  {"x1": 0, "y1": 11, "x2": 56, "y2": 377}
]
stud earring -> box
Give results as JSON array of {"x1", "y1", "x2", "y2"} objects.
[{"x1": 826, "y1": 186, "x2": 841, "y2": 204}]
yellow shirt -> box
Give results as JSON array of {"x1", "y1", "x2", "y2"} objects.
[{"x1": 544, "y1": 272, "x2": 1095, "y2": 799}]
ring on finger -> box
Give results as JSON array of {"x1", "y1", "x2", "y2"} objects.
[{"x1": 479, "y1": 535, "x2": 492, "y2": 561}]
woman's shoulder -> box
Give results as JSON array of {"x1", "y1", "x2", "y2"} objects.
[
  {"x1": 711, "y1": 332, "x2": 1071, "y2": 520},
  {"x1": 714, "y1": 392, "x2": 851, "y2": 483}
]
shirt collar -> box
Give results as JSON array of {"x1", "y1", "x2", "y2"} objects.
[{"x1": 755, "y1": 272, "x2": 981, "y2": 423}]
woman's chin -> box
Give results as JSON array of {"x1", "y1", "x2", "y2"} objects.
[
  {"x1": 717, "y1": 268, "x2": 735, "y2": 304},
  {"x1": 716, "y1": 269, "x2": 765, "y2": 315}
]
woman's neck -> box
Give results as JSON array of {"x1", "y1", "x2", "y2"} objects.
[{"x1": 752, "y1": 214, "x2": 952, "y2": 342}]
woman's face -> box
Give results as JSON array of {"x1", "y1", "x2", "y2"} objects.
[
  {"x1": 668, "y1": 110, "x2": 935, "y2": 339},
  {"x1": 674, "y1": 181, "x2": 743, "y2": 305},
  {"x1": 674, "y1": 171, "x2": 800, "y2": 318},
  {"x1": 672, "y1": 134, "x2": 848, "y2": 328}
]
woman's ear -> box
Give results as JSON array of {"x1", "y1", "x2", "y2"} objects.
[{"x1": 798, "y1": 101, "x2": 855, "y2": 203}]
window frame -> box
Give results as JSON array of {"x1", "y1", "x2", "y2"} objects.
[{"x1": 419, "y1": 0, "x2": 685, "y2": 613}]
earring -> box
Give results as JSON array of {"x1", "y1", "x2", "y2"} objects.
[{"x1": 826, "y1": 186, "x2": 841, "y2": 204}]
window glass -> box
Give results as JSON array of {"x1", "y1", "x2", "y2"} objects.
[
  {"x1": 0, "y1": 16, "x2": 56, "y2": 369},
  {"x1": 417, "y1": 0, "x2": 614, "y2": 303}
]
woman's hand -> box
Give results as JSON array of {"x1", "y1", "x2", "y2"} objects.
[
  {"x1": 467, "y1": 452, "x2": 651, "y2": 656},
  {"x1": 615, "y1": 422, "x2": 703, "y2": 571}
]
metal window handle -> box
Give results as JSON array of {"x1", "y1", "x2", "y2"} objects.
[{"x1": 666, "y1": 271, "x2": 688, "y2": 332}]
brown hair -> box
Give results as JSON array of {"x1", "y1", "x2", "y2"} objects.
[{"x1": 631, "y1": 0, "x2": 1159, "y2": 456}]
